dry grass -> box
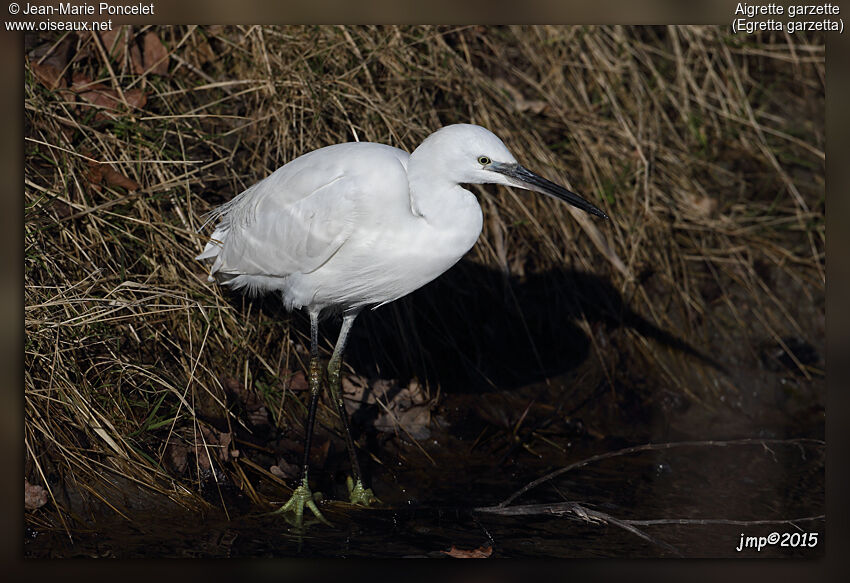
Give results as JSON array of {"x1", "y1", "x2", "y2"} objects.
[{"x1": 24, "y1": 26, "x2": 824, "y2": 531}]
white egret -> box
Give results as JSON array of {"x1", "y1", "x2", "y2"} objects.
[{"x1": 197, "y1": 124, "x2": 608, "y2": 525}]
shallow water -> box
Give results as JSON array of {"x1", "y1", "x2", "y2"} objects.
[{"x1": 26, "y1": 412, "x2": 824, "y2": 558}]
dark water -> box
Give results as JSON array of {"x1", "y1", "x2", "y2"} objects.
[{"x1": 26, "y1": 427, "x2": 824, "y2": 558}]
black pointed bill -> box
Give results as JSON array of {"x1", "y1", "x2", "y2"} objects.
[{"x1": 491, "y1": 163, "x2": 608, "y2": 219}]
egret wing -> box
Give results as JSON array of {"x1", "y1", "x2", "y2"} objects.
[{"x1": 210, "y1": 172, "x2": 359, "y2": 278}]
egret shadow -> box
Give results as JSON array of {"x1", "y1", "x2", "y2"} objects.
[{"x1": 340, "y1": 259, "x2": 723, "y2": 393}]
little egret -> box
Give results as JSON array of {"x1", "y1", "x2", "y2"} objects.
[{"x1": 197, "y1": 124, "x2": 608, "y2": 525}]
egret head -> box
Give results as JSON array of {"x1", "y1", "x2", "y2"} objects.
[{"x1": 415, "y1": 124, "x2": 608, "y2": 219}]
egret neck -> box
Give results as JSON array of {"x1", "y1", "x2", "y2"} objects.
[{"x1": 407, "y1": 149, "x2": 485, "y2": 260}]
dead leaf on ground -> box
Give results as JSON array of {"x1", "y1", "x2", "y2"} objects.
[
  {"x1": 193, "y1": 36, "x2": 216, "y2": 67},
  {"x1": 222, "y1": 376, "x2": 271, "y2": 428},
  {"x1": 165, "y1": 440, "x2": 189, "y2": 474},
  {"x1": 86, "y1": 160, "x2": 140, "y2": 193},
  {"x1": 140, "y1": 31, "x2": 169, "y2": 75},
  {"x1": 342, "y1": 376, "x2": 432, "y2": 439},
  {"x1": 195, "y1": 425, "x2": 238, "y2": 470},
  {"x1": 101, "y1": 165, "x2": 139, "y2": 190},
  {"x1": 441, "y1": 545, "x2": 493, "y2": 558},
  {"x1": 100, "y1": 27, "x2": 169, "y2": 76},
  {"x1": 270, "y1": 458, "x2": 299, "y2": 481},
  {"x1": 285, "y1": 370, "x2": 308, "y2": 392},
  {"x1": 25, "y1": 479, "x2": 48, "y2": 510},
  {"x1": 28, "y1": 36, "x2": 75, "y2": 90},
  {"x1": 31, "y1": 61, "x2": 67, "y2": 90},
  {"x1": 71, "y1": 72, "x2": 147, "y2": 119},
  {"x1": 99, "y1": 27, "x2": 129, "y2": 60},
  {"x1": 51, "y1": 199, "x2": 74, "y2": 219},
  {"x1": 28, "y1": 33, "x2": 148, "y2": 120}
]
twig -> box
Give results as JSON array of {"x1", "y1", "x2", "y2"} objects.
[
  {"x1": 475, "y1": 501, "x2": 825, "y2": 557},
  {"x1": 476, "y1": 501, "x2": 683, "y2": 556},
  {"x1": 475, "y1": 501, "x2": 825, "y2": 526},
  {"x1": 493, "y1": 438, "x2": 824, "y2": 509}
]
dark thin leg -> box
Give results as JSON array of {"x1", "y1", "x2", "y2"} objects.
[
  {"x1": 326, "y1": 310, "x2": 377, "y2": 506},
  {"x1": 274, "y1": 309, "x2": 329, "y2": 526},
  {"x1": 299, "y1": 310, "x2": 322, "y2": 483}
]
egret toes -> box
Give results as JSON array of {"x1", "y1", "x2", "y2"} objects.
[
  {"x1": 273, "y1": 478, "x2": 330, "y2": 527},
  {"x1": 347, "y1": 476, "x2": 379, "y2": 506}
]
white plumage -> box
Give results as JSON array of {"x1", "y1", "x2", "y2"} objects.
[{"x1": 198, "y1": 125, "x2": 520, "y2": 311}]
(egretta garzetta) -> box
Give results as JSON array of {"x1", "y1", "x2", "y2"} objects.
[{"x1": 197, "y1": 124, "x2": 608, "y2": 525}]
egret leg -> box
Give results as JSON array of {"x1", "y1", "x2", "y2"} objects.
[
  {"x1": 327, "y1": 310, "x2": 377, "y2": 506},
  {"x1": 273, "y1": 309, "x2": 330, "y2": 526}
]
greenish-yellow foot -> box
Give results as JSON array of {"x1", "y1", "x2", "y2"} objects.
[
  {"x1": 270, "y1": 478, "x2": 331, "y2": 527},
  {"x1": 346, "y1": 476, "x2": 379, "y2": 506}
]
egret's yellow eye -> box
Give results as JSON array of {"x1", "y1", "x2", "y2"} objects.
[{"x1": 477, "y1": 156, "x2": 491, "y2": 165}]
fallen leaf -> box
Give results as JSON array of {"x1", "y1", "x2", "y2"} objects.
[
  {"x1": 129, "y1": 42, "x2": 143, "y2": 75},
  {"x1": 246, "y1": 406, "x2": 269, "y2": 428},
  {"x1": 165, "y1": 441, "x2": 189, "y2": 474},
  {"x1": 195, "y1": 425, "x2": 236, "y2": 470},
  {"x1": 25, "y1": 479, "x2": 48, "y2": 511},
  {"x1": 142, "y1": 32, "x2": 169, "y2": 75},
  {"x1": 125, "y1": 88, "x2": 149, "y2": 109},
  {"x1": 441, "y1": 545, "x2": 493, "y2": 558},
  {"x1": 99, "y1": 27, "x2": 129, "y2": 60},
  {"x1": 102, "y1": 165, "x2": 140, "y2": 191},
  {"x1": 71, "y1": 72, "x2": 147, "y2": 118},
  {"x1": 222, "y1": 376, "x2": 270, "y2": 428},
  {"x1": 193, "y1": 36, "x2": 216, "y2": 66},
  {"x1": 101, "y1": 28, "x2": 168, "y2": 76},
  {"x1": 86, "y1": 160, "x2": 139, "y2": 192},
  {"x1": 286, "y1": 370, "x2": 308, "y2": 392},
  {"x1": 343, "y1": 376, "x2": 432, "y2": 439},
  {"x1": 85, "y1": 159, "x2": 103, "y2": 193},
  {"x1": 270, "y1": 458, "x2": 299, "y2": 481},
  {"x1": 130, "y1": 31, "x2": 169, "y2": 75},
  {"x1": 221, "y1": 376, "x2": 241, "y2": 395},
  {"x1": 31, "y1": 61, "x2": 67, "y2": 90},
  {"x1": 27, "y1": 36, "x2": 75, "y2": 90},
  {"x1": 197, "y1": 450, "x2": 211, "y2": 471},
  {"x1": 51, "y1": 199, "x2": 74, "y2": 219},
  {"x1": 377, "y1": 404, "x2": 431, "y2": 439}
]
